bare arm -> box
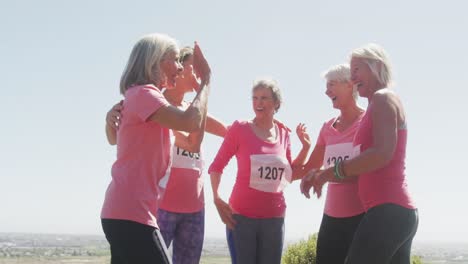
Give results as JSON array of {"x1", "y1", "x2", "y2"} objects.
[
  {"x1": 210, "y1": 172, "x2": 223, "y2": 201},
  {"x1": 304, "y1": 92, "x2": 400, "y2": 199},
  {"x1": 210, "y1": 171, "x2": 236, "y2": 229},
  {"x1": 105, "y1": 101, "x2": 123, "y2": 145},
  {"x1": 291, "y1": 123, "x2": 312, "y2": 179},
  {"x1": 149, "y1": 81, "x2": 209, "y2": 132},
  {"x1": 341, "y1": 93, "x2": 398, "y2": 177},
  {"x1": 105, "y1": 124, "x2": 117, "y2": 145},
  {"x1": 149, "y1": 43, "x2": 211, "y2": 133},
  {"x1": 293, "y1": 144, "x2": 325, "y2": 181},
  {"x1": 172, "y1": 112, "x2": 207, "y2": 153},
  {"x1": 206, "y1": 113, "x2": 228, "y2": 137}
]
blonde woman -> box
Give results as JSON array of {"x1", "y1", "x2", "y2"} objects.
[{"x1": 302, "y1": 44, "x2": 418, "y2": 264}]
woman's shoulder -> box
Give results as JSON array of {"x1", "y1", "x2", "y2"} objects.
[
  {"x1": 231, "y1": 119, "x2": 250, "y2": 128},
  {"x1": 125, "y1": 84, "x2": 162, "y2": 98}
]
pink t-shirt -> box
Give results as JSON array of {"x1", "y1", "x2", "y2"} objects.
[
  {"x1": 353, "y1": 108, "x2": 416, "y2": 211},
  {"x1": 208, "y1": 120, "x2": 293, "y2": 218},
  {"x1": 101, "y1": 84, "x2": 171, "y2": 228},
  {"x1": 317, "y1": 115, "x2": 365, "y2": 217},
  {"x1": 159, "y1": 144, "x2": 205, "y2": 213}
]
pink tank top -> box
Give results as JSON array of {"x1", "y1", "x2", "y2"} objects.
[
  {"x1": 159, "y1": 146, "x2": 204, "y2": 213},
  {"x1": 353, "y1": 109, "x2": 416, "y2": 211},
  {"x1": 317, "y1": 116, "x2": 365, "y2": 217}
]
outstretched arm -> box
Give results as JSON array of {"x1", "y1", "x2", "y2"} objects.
[{"x1": 206, "y1": 113, "x2": 228, "y2": 137}]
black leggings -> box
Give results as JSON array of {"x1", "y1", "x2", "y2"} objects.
[
  {"x1": 345, "y1": 203, "x2": 419, "y2": 264},
  {"x1": 316, "y1": 213, "x2": 364, "y2": 264},
  {"x1": 101, "y1": 219, "x2": 172, "y2": 264}
]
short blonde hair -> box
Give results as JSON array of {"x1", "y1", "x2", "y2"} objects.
[
  {"x1": 351, "y1": 43, "x2": 393, "y2": 87},
  {"x1": 322, "y1": 63, "x2": 351, "y2": 83},
  {"x1": 120, "y1": 33, "x2": 179, "y2": 95},
  {"x1": 252, "y1": 78, "x2": 282, "y2": 112},
  {"x1": 322, "y1": 63, "x2": 358, "y2": 100}
]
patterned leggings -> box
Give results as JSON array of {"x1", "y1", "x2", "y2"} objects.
[{"x1": 157, "y1": 208, "x2": 205, "y2": 264}]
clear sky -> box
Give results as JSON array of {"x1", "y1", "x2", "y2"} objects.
[{"x1": 1, "y1": 0, "x2": 467, "y2": 243}]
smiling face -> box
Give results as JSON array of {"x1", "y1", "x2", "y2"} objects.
[
  {"x1": 252, "y1": 86, "x2": 279, "y2": 119},
  {"x1": 325, "y1": 80, "x2": 355, "y2": 109},
  {"x1": 159, "y1": 50, "x2": 183, "y2": 89},
  {"x1": 350, "y1": 57, "x2": 381, "y2": 99}
]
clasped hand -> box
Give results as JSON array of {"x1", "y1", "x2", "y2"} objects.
[{"x1": 300, "y1": 169, "x2": 328, "y2": 199}]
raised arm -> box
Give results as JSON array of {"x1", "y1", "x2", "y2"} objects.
[
  {"x1": 149, "y1": 42, "x2": 211, "y2": 133},
  {"x1": 293, "y1": 143, "x2": 325, "y2": 181},
  {"x1": 292, "y1": 123, "x2": 312, "y2": 166},
  {"x1": 172, "y1": 119, "x2": 206, "y2": 153},
  {"x1": 291, "y1": 123, "x2": 312, "y2": 179}
]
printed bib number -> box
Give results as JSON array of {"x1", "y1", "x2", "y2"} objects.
[
  {"x1": 172, "y1": 146, "x2": 204, "y2": 171},
  {"x1": 323, "y1": 143, "x2": 360, "y2": 169},
  {"x1": 250, "y1": 154, "x2": 292, "y2": 193}
]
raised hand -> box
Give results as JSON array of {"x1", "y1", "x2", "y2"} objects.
[
  {"x1": 192, "y1": 42, "x2": 211, "y2": 87},
  {"x1": 296, "y1": 123, "x2": 311, "y2": 148}
]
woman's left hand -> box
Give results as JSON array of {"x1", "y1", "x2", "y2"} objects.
[{"x1": 296, "y1": 123, "x2": 311, "y2": 149}]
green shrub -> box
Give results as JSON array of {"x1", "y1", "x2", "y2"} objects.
[
  {"x1": 282, "y1": 233, "x2": 424, "y2": 264},
  {"x1": 282, "y1": 234, "x2": 317, "y2": 264},
  {"x1": 411, "y1": 255, "x2": 423, "y2": 264}
]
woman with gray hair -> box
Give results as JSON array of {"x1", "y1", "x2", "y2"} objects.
[
  {"x1": 302, "y1": 43, "x2": 418, "y2": 264},
  {"x1": 209, "y1": 78, "x2": 311, "y2": 264},
  {"x1": 297, "y1": 63, "x2": 365, "y2": 264},
  {"x1": 104, "y1": 45, "x2": 227, "y2": 264},
  {"x1": 101, "y1": 33, "x2": 212, "y2": 264}
]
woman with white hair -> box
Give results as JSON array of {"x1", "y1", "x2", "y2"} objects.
[
  {"x1": 297, "y1": 63, "x2": 365, "y2": 264},
  {"x1": 100, "y1": 33, "x2": 211, "y2": 264},
  {"x1": 209, "y1": 78, "x2": 311, "y2": 264},
  {"x1": 302, "y1": 43, "x2": 418, "y2": 264}
]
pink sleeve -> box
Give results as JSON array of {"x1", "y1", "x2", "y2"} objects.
[
  {"x1": 315, "y1": 122, "x2": 327, "y2": 146},
  {"x1": 126, "y1": 86, "x2": 170, "y2": 121},
  {"x1": 208, "y1": 120, "x2": 241, "y2": 174}
]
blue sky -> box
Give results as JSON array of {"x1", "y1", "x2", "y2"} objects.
[{"x1": 1, "y1": 0, "x2": 467, "y2": 243}]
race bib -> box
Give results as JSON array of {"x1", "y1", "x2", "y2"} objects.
[
  {"x1": 323, "y1": 142, "x2": 360, "y2": 169},
  {"x1": 171, "y1": 145, "x2": 204, "y2": 171},
  {"x1": 249, "y1": 154, "x2": 292, "y2": 193}
]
